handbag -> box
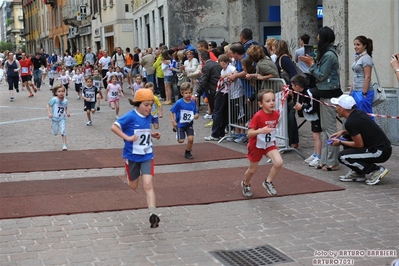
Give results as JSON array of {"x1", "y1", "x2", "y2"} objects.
[
  {"x1": 372, "y1": 65, "x2": 386, "y2": 107},
  {"x1": 187, "y1": 63, "x2": 202, "y2": 79},
  {"x1": 278, "y1": 55, "x2": 306, "y2": 84}
]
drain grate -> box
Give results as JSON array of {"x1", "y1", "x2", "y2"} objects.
[{"x1": 210, "y1": 245, "x2": 294, "y2": 266}]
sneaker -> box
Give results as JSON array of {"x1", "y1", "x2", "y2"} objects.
[
  {"x1": 28, "y1": 94, "x2": 34, "y2": 98},
  {"x1": 203, "y1": 113, "x2": 212, "y2": 119},
  {"x1": 115, "y1": 115, "x2": 119, "y2": 119},
  {"x1": 204, "y1": 120, "x2": 213, "y2": 128},
  {"x1": 10, "y1": 97, "x2": 14, "y2": 102},
  {"x1": 304, "y1": 155, "x2": 316, "y2": 164},
  {"x1": 77, "y1": 96, "x2": 81, "y2": 100},
  {"x1": 86, "y1": 121, "x2": 92, "y2": 126},
  {"x1": 234, "y1": 134, "x2": 248, "y2": 143},
  {"x1": 33, "y1": 87, "x2": 37, "y2": 93},
  {"x1": 49, "y1": 85, "x2": 52, "y2": 90},
  {"x1": 97, "y1": 106, "x2": 100, "y2": 111},
  {"x1": 15, "y1": 88, "x2": 19, "y2": 93},
  {"x1": 185, "y1": 151, "x2": 194, "y2": 159},
  {"x1": 149, "y1": 213, "x2": 160, "y2": 228},
  {"x1": 339, "y1": 170, "x2": 366, "y2": 182},
  {"x1": 204, "y1": 135, "x2": 220, "y2": 141},
  {"x1": 62, "y1": 144, "x2": 68, "y2": 151},
  {"x1": 263, "y1": 180, "x2": 277, "y2": 196},
  {"x1": 241, "y1": 181, "x2": 253, "y2": 198},
  {"x1": 308, "y1": 157, "x2": 321, "y2": 167},
  {"x1": 366, "y1": 166, "x2": 389, "y2": 185}
]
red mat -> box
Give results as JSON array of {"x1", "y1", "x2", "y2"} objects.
[
  {"x1": 0, "y1": 143, "x2": 246, "y2": 174},
  {"x1": 0, "y1": 165, "x2": 344, "y2": 219}
]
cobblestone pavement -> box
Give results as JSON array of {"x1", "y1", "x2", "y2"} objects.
[{"x1": 0, "y1": 80, "x2": 398, "y2": 266}]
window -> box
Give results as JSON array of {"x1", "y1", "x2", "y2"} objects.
[{"x1": 125, "y1": 4, "x2": 129, "y2": 12}]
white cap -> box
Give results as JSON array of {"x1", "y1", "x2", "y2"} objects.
[{"x1": 331, "y1": 95, "x2": 356, "y2": 109}]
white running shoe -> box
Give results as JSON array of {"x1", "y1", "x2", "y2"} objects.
[
  {"x1": 308, "y1": 157, "x2": 320, "y2": 167},
  {"x1": 304, "y1": 155, "x2": 316, "y2": 163}
]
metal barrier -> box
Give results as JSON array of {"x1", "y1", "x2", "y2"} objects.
[{"x1": 219, "y1": 77, "x2": 305, "y2": 159}]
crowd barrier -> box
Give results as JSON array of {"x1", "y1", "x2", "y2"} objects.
[{"x1": 219, "y1": 78, "x2": 305, "y2": 159}]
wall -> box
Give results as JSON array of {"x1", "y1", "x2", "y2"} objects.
[{"x1": 167, "y1": 0, "x2": 229, "y2": 48}]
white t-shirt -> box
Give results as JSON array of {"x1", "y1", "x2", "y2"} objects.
[{"x1": 99, "y1": 56, "x2": 112, "y2": 70}]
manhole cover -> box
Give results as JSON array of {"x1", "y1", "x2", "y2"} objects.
[{"x1": 210, "y1": 245, "x2": 294, "y2": 266}]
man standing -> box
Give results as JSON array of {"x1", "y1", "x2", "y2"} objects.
[
  {"x1": 193, "y1": 50, "x2": 223, "y2": 140},
  {"x1": 31, "y1": 52, "x2": 47, "y2": 90},
  {"x1": 239, "y1": 27, "x2": 269, "y2": 56},
  {"x1": 294, "y1": 34, "x2": 315, "y2": 87},
  {"x1": 330, "y1": 95, "x2": 391, "y2": 185},
  {"x1": 140, "y1": 48, "x2": 155, "y2": 85}
]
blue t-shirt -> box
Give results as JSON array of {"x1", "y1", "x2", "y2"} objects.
[
  {"x1": 169, "y1": 98, "x2": 198, "y2": 128},
  {"x1": 235, "y1": 54, "x2": 254, "y2": 98},
  {"x1": 48, "y1": 97, "x2": 68, "y2": 122},
  {"x1": 114, "y1": 109, "x2": 153, "y2": 162}
]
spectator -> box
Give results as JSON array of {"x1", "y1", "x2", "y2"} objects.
[
  {"x1": 299, "y1": 26, "x2": 343, "y2": 171},
  {"x1": 390, "y1": 53, "x2": 399, "y2": 82},
  {"x1": 239, "y1": 27, "x2": 269, "y2": 56},
  {"x1": 330, "y1": 95, "x2": 391, "y2": 185},
  {"x1": 274, "y1": 39, "x2": 299, "y2": 148},
  {"x1": 192, "y1": 50, "x2": 222, "y2": 140},
  {"x1": 349, "y1": 35, "x2": 374, "y2": 118}
]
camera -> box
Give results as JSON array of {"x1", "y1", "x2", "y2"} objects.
[{"x1": 304, "y1": 45, "x2": 314, "y2": 56}]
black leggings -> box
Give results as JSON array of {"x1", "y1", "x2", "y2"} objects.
[{"x1": 7, "y1": 75, "x2": 19, "y2": 91}]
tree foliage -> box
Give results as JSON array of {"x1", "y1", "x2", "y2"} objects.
[{"x1": 0, "y1": 42, "x2": 16, "y2": 52}]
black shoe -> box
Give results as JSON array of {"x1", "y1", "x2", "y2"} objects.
[
  {"x1": 185, "y1": 151, "x2": 194, "y2": 159},
  {"x1": 97, "y1": 106, "x2": 100, "y2": 111},
  {"x1": 149, "y1": 213, "x2": 160, "y2": 228},
  {"x1": 16, "y1": 88, "x2": 19, "y2": 93}
]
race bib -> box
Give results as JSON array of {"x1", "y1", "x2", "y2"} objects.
[
  {"x1": 85, "y1": 92, "x2": 95, "y2": 102},
  {"x1": 53, "y1": 102, "x2": 66, "y2": 118},
  {"x1": 256, "y1": 131, "x2": 276, "y2": 149},
  {"x1": 179, "y1": 110, "x2": 194, "y2": 124},
  {"x1": 93, "y1": 80, "x2": 101, "y2": 88},
  {"x1": 21, "y1": 67, "x2": 29, "y2": 74},
  {"x1": 132, "y1": 129, "x2": 152, "y2": 155}
]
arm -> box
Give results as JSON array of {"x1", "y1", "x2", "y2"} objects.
[
  {"x1": 169, "y1": 111, "x2": 177, "y2": 129},
  {"x1": 65, "y1": 106, "x2": 70, "y2": 117},
  {"x1": 46, "y1": 103, "x2": 53, "y2": 118},
  {"x1": 247, "y1": 125, "x2": 275, "y2": 138},
  {"x1": 390, "y1": 54, "x2": 399, "y2": 82},
  {"x1": 332, "y1": 133, "x2": 364, "y2": 148},
  {"x1": 362, "y1": 65, "x2": 372, "y2": 96},
  {"x1": 111, "y1": 124, "x2": 137, "y2": 142}
]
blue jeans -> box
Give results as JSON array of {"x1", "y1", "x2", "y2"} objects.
[{"x1": 33, "y1": 69, "x2": 42, "y2": 88}]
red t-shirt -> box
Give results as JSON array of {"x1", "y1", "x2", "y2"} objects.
[
  {"x1": 247, "y1": 110, "x2": 280, "y2": 149},
  {"x1": 19, "y1": 58, "x2": 33, "y2": 76}
]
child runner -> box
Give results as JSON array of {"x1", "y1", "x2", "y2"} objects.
[
  {"x1": 115, "y1": 66, "x2": 124, "y2": 89},
  {"x1": 291, "y1": 74, "x2": 322, "y2": 167},
  {"x1": 92, "y1": 69, "x2": 103, "y2": 111},
  {"x1": 145, "y1": 82, "x2": 163, "y2": 129},
  {"x1": 46, "y1": 84, "x2": 70, "y2": 151},
  {"x1": 132, "y1": 74, "x2": 144, "y2": 96},
  {"x1": 82, "y1": 76, "x2": 103, "y2": 126},
  {"x1": 105, "y1": 75, "x2": 124, "y2": 119},
  {"x1": 47, "y1": 64, "x2": 56, "y2": 90},
  {"x1": 169, "y1": 82, "x2": 199, "y2": 159},
  {"x1": 57, "y1": 69, "x2": 71, "y2": 96},
  {"x1": 242, "y1": 89, "x2": 283, "y2": 197},
  {"x1": 72, "y1": 69, "x2": 84, "y2": 100},
  {"x1": 111, "y1": 89, "x2": 161, "y2": 228},
  {"x1": 82, "y1": 61, "x2": 93, "y2": 78}
]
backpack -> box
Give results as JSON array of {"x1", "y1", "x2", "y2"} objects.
[{"x1": 113, "y1": 53, "x2": 125, "y2": 61}]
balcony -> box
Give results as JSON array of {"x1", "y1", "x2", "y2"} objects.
[
  {"x1": 44, "y1": 0, "x2": 56, "y2": 7},
  {"x1": 62, "y1": 4, "x2": 80, "y2": 27}
]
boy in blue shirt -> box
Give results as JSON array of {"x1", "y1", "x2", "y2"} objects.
[
  {"x1": 111, "y1": 89, "x2": 161, "y2": 228},
  {"x1": 169, "y1": 82, "x2": 199, "y2": 159}
]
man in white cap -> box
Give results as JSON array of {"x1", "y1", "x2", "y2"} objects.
[{"x1": 329, "y1": 95, "x2": 391, "y2": 185}]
